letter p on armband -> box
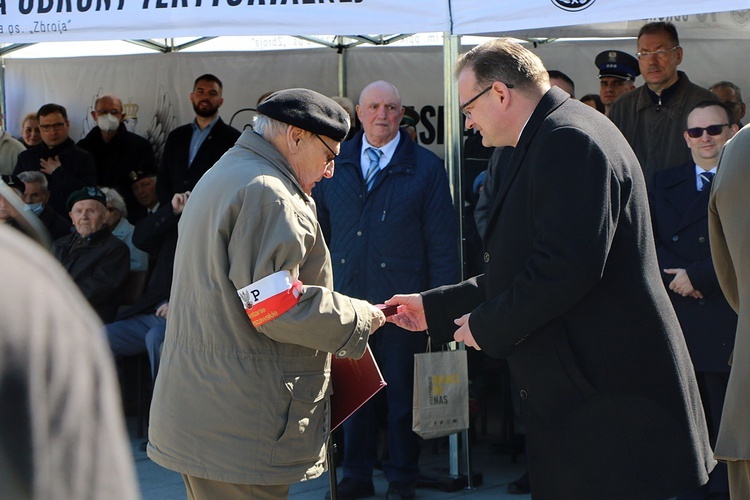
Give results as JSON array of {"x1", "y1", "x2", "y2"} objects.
[{"x1": 237, "y1": 270, "x2": 303, "y2": 327}]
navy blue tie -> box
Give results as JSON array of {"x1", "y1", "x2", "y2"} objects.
[{"x1": 699, "y1": 171, "x2": 715, "y2": 191}]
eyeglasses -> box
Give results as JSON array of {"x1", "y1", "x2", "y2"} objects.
[
  {"x1": 39, "y1": 122, "x2": 66, "y2": 132},
  {"x1": 315, "y1": 134, "x2": 338, "y2": 163},
  {"x1": 686, "y1": 124, "x2": 730, "y2": 138},
  {"x1": 95, "y1": 109, "x2": 122, "y2": 115},
  {"x1": 460, "y1": 84, "x2": 513, "y2": 119},
  {"x1": 636, "y1": 46, "x2": 680, "y2": 60}
]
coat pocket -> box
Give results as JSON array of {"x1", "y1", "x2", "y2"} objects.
[
  {"x1": 507, "y1": 318, "x2": 596, "y2": 425},
  {"x1": 271, "y1": 372, "x2": 332, "y2": 467}
]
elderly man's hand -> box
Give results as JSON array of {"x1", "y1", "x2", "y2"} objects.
[
  {"x1": 664, "y1": 268, "x2": 704, "y2": 299},
  {"x1": 385, "y1": 293, "x2": 428, "y2": 332},
  {"x1": 368, "y1": 304, "x2": 386, "y2": 335},
  {"x1": 172, "y1": 191, "x2": 191, "y2": 215}
]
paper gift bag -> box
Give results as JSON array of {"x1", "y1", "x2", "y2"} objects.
[{"x1": 412, "y1": 345, "x2": 469, "y2": 439}]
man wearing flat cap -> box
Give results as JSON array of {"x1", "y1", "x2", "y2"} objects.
[
  {"x1": 595, "y1": 49, "x2": 639, "y2": 116},
  {"x1": 148, "y1": 88, "x2": 387, "y2": 498},
  {"x1": 52, "y1": 186, "x2": 130, "y2": 323}
]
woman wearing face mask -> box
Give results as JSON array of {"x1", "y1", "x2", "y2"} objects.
[
  {"x1": 17, "y1": 170, "x2": 72, "y2": 240},
  {"x1": 77, "y1": 94, "x2": 157, "y2": 224}
]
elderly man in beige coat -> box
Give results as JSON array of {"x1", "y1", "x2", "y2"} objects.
[
  {"x1": 709, "y1": 123, "x2": 750, "y2": 498},
  {"x1": 147, "y1": 89, "x2": 386, "y2": 499}
]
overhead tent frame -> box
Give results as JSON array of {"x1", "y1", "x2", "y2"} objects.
[{"x1": 1, "y1": 0, "x2": 748, "y2": 489}]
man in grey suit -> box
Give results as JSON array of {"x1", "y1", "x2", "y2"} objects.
[{"x1": 387, "y1": 38, "x2": 714, "y2": 499}]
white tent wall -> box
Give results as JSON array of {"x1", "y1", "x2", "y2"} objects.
[{"x1": 5, "y1": 38, "x2": 746, "y2": 160}]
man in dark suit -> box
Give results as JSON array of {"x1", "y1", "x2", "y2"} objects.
[
  {"x1": 651, "y1": 100, "x2": 738, "y2": 499},
  {"x1": 387, "y1": 38, "x2": 715, "y2": 499},
  {"x1": 156, "y1": 74, "x2": 240, "y2": 204},
  {"x1": 14, "y1": 103, "x2": 97, "y2": 217}
]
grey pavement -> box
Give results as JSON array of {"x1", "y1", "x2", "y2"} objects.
[{"x1": 129, "y1": 409, "x2": 531, "y2": 499}]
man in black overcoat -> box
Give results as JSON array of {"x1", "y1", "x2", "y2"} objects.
[{"x1": 387, "y1": 38, "x2": 715, "y2": 500}]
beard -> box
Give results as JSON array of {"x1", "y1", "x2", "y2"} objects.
[{"x1": 193, "y1": 100, "x2": 219, "y2": 118}]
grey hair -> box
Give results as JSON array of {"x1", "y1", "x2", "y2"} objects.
[
  {"x1": 100, "y1": 187, "x2": 127, "y2": 218},
  {"x1": 455, "y1": 38, "x2": 549, "y2": 93},
  {"x1": 710, "y1": 81, "x2": 744, "y2": 104},
  {"x1": 17, "y1": 170, "x2": 48, "y2": 191},
  {"x1": 253, "y1": 114, "x2": 290, "y2": 141}
]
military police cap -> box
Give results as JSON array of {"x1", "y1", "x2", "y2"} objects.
[
  {"x1": 1, "y1": 174, "x2": 25, "y2": 195},
  {"x1": 595, "y1": 50, "x2": 640, "y2": 81},
  {"x1": 256, "y1": 88, "x2": 351, "y2": 142},
  {"x1": 400, "y1": 106, "x2": 420, "y2": 128},
  {"x1": 66, "y1": 186, "x2": 106, "y2": 211},
  {"x1": 128, "y1": 168, "x2": 156, "y2": 185}
]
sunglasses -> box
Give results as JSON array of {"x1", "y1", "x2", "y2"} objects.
[{"x1": 686, "y1": 123, "x2": 729, "y2": 138}]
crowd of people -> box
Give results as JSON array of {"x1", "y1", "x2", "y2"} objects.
[{"x1": 1, "y1": 19, "x2": 749, "y2": 500}]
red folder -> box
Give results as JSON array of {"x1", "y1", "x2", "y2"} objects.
[{"x1": 330, "y1": 344, "x2": 386, "y2": 430}]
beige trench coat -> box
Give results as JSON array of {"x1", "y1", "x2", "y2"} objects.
[
  {"x1": 148, "y1": 130, "x2": 373, "y2": 484},
  {"x1": 709, "y1": 124, "x2": 750, "y2": 461}
]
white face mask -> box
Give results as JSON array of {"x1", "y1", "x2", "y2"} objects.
[{"x1": 97, "y1": 114, "x2": 121, "y2": 133}]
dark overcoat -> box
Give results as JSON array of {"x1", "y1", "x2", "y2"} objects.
[
  {"x1": 650, "y1": 163, "x2": 736, "y2": 373},
  {"x1": 422, "y1": 88, "x2": 714, "y2": 499},
  {"x1": 155, "y1": 118, "x2": 240, "y2": 204}
]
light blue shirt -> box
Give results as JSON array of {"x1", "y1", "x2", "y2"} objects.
[
  {"x1": 694, "y1": 165, "x2": 717, "y2": 191},
  {"x1": 188, "y1": 116, "x2": 220, "y2": 167},
  {"x1": 111, "y1": 217, "x2": 149, "y2": 272},
  {"x1": 360, "y1": 133, "x2": 401, "y2": 179}
]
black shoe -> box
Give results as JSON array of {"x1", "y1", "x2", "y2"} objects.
[
  {"x1": 386, "y1": 481, "x2": 416, "y2": 500},
  {"x1": 507, "y1": 470, "x2": 530, "y2": 495},
  {"x1": 325, "y1": 477, "x2": 375, "y2": 500}
]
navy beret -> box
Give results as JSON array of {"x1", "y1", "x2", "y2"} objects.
[
  {"x1": 257, "y1": 88, "x2": 351, "y2": 142},
  {"x1": 400, "y1": 106, "x2": 420, "y2": 128},
  {"x1": 595, "y1": 50, "x2": 640, "y2": 81},
  {"x1": 66, "y1": 186, "x2": 106, "y2": 211},
  {"x1": 1, "y1": 174, "x2": 25, "y2": 194}
]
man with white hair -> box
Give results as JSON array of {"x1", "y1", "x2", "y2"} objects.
[
  {"x1": 101, "y1": 187, "x2": 149, "y2": 271},
  {"x1": 148, "y1": 88, "x2": 386, "y2": 499}
]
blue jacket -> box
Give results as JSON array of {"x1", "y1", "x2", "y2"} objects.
[{"x1": 313, "y1": 129, "x2": 459, "y2": 304}]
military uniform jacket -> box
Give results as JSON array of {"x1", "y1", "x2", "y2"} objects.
[
  {"x1": 650, "y1": 162, "x2": 736, "y2": 372},
  {"x1": 147, "y1": 130, "x2": 373, "y2": 485},
  {"x1": 422, "y1": 88, "x2": 714, "y2": 499}
]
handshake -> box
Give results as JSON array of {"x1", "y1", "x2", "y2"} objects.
[{"x1": 366, "y1": 293, "x2": 480, "y2": 350}]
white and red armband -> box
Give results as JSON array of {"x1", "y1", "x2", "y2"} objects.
[{"x1": 237, "y1": 270, "x2": 304, "y2": 327}]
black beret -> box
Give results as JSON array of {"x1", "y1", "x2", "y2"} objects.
[
  {"x1": 1, "y1": 174, "x2": 25, "y2": 194},
  {"x1": 595, "y1": 50, "x2": 640, "y2": 81},
  {"x1": 66, "y1": 186, "x2": 106, "y2": 211},
  {"x1": 128, "y1": 168, "x2": 156, "y2": 185},
  {"x1": 256, "y1": 88, "x2": 351, "y2": 142}
]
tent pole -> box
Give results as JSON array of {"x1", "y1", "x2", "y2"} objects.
[
  {"x1": 443, "y1": 31, "x2": 474, "y2": 487},
  {"x1": 337, "y1": 36, "x2": 347, "y2": 98}
]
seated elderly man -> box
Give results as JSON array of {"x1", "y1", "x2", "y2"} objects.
[
  {"x1": 101, "y1": 187, "x2": 149, "y2": 272},
  {"x1": 147, "y1": 89, "x2": 386, "y2": 498},
  {"x1": 18, "y1": 170, "x2": 72, "y2": 240},
  {"x1": 52, "y1": 186, "x2": 130, "y2": 323}
]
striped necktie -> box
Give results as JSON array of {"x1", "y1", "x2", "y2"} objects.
[
  {"x1": 365, "y1": 147, "x2": 382, "y2": 191},
  {"x1": 699, "y1": 171, "x2": 715, "y2": 191}
]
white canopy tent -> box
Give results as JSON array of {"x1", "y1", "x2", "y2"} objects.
[{"x1": 1, "y1": 1, "x2": 748, "y2": 486}]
